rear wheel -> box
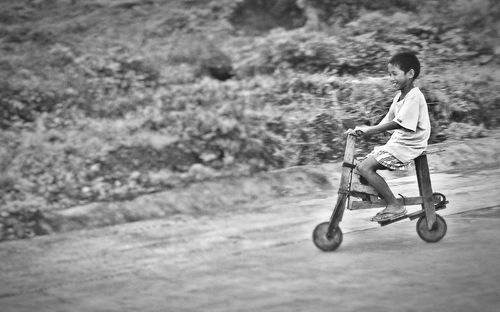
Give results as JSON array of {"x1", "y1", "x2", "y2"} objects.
[
  {"x1": 416, "y1": 214, "x2": 447, "y2": 243},
  {"x1": 312, "y1": 222, "x2": 343, "y2": 251}
]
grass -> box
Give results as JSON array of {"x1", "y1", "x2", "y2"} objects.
[{"x1": 0, "y1": 0, "x2": 499, "y2": 241}]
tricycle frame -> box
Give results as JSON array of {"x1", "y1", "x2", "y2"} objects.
[{"x1": 315, "y1": 134, "x2": 448, "y2": 250}]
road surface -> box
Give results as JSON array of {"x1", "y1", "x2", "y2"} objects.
[{"x1": 1, "y1": 168, "x2": 500, "y2": 312}]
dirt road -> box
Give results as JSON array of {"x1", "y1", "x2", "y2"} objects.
[{"x1": 1, "y1": 167, "x2": 500, "y2": 312}]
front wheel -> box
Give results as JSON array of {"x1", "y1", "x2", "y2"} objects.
[
  {"x1": 416, "y1": 214, "x2": 447, "y2": 243},
  {"x1": 312, "y1": 222, "x2": 343, "y2": 251}
]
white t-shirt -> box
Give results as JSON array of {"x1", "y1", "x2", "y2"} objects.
[{"x1": 375, "y1": 87, "x2": 431, "y2": 163}]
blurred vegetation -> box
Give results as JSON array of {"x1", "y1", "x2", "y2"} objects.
[{"x1": 0, "y1": 0, "x2": 499, "y2": 239}]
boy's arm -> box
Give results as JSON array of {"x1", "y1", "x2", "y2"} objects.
[
  {"x1": 378, "y1": 97, "x2": 397, "y2": 126},
  {"x1": 352, "y1": 92, "x2": 422, "y2": 137},
  {"x1": 349, "y1": 121, "x2": 402, "y2": 137},
  {"x1": 378, "y1": 110, "x2": 393, "y2": 126},
  {"x1": 365, "y1": 120, "x2": 402, "y2": 135}
]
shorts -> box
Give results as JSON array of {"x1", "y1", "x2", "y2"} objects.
[{"x1": 366, "y1": 149, "x2": 409, "y2": 171}]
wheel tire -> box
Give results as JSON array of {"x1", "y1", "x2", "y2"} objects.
[
  {"x1": 312, "y1": 222, "x2": 343, "y2": 251},
  {"x1": 416, "y1": 214, "x2": 447, "y2": 243}
]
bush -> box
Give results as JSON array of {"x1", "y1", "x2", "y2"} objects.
[
  {"x1": 443, "y1": 122, "x2": 487, "y2": 139},
  {"x1": 167, "y1": 33, "x2": 233, "y2": 80},
  {"x1": 306, "y1": 0, "x2": 419, "y2": 25},
  {"x1": 420, "y1": 70, "x2": 500, "y2": 129},
  {"x1": 235, "y1": 29, "x2": 389, "y2": 77},
  {"x1": 229, "y1": 0, "x2": 307, "y2": 33}
]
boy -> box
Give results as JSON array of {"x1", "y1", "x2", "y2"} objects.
[{"x1": 347, "y1": 52, "x2": 430, "y2": 222}]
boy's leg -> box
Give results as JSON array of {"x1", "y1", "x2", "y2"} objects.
[{"x1": 357, "y1": 156, "x2": 405, "y2": 214}]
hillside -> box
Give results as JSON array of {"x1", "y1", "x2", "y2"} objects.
[{"x1": 0, "y1": 0, "x2": 499, "y2": 240}]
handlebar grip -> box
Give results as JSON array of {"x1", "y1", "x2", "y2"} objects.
[{"x1": 347, "y1": 130, "x2": 362, "y2": 137}]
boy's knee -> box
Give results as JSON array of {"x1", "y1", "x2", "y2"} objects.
[
  {"x1": 357, "y1": 159, "x2": 377, "y2": 176},
  {"x1": 356, "y1": 162, "x2": 370, "y2": 176}
]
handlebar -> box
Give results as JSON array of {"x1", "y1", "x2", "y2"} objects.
[{"x1": 346, "y1": 129, "x2": 363, "y2": 138}]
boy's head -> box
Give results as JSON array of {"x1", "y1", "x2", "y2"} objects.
[{"x1": 388, "y1": 52, "x2": 421, "y2": 80}]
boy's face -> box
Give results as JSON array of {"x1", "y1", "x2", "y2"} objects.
[{"x1": 388, "y1": 63, "x2": 414, "y2": 91}]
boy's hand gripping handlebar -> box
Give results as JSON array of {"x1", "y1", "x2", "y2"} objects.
[{"x1": 345, "y1": 128, "x2": 364, "y2": 137}]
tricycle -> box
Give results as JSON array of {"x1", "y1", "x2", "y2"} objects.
[{"x1": 312, "y1": 133, "x2": 448, "y2": 251}]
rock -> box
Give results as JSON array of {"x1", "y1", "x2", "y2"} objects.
[
  {"x1": 188, "y1": 163, "x2": 217, "y2": 180},
  {"x1": 206, "y1": 63, "x2": 234, "y2": 81},
  {"x1": 90, "y1": 163, "x2": 101, "y2": 172},
  {"x1": 200, "y1": 52, "x2": 234, "y2": 81},
  {"x1": 34, "y1": 219, "x2": 52, "y2": 235},
  {"x1": 130, "y1": 171, "x2": 141, "y2": 181},
  {"x1": 478, "y1": 54, "x2": 494, "y2": 65},
  {"x1": 200, "y1": 152, "x2": 219, "y2": 163},
  {"x1": 81, "y1": 186, "x2": 92, "y2": 197},
  {"x1": 223, "y1": 154, "x2": 235, "y2": 166}
]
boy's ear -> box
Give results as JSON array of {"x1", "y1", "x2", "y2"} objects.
[{"x1": 406, "y1": 68, "x2": 415, "y2": 79}]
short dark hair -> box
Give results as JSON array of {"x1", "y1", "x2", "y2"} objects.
[{"x1": 389, "y1": 52, "x2": 421, "y2": 79}]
